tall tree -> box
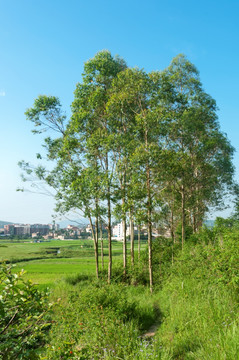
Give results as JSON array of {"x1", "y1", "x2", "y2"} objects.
[
  {"x1": 21, "y1": 95, "x2": 103, "y2": 278},
  {"x1": 69, "y1": 50, "x2": 127, "y2": 283},
  {"x1": 160, "y1": 54, "x2": 235, "y2": 246},
  {"x1": 108, "y1": 67, "x2": 167, "y2": 292},
  {"x1": 107, "y1": 71, "x2": 139, "y2": 274}
]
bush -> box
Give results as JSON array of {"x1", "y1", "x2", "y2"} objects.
[{"x1": 0, "y1": 263, "x2": 52, "y2": 360}]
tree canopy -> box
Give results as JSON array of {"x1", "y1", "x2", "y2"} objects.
[{"x1": 19, "y1": 50, "x2": 235, "y2": 289}]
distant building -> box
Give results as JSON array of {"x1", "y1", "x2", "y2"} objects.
[
  {"x1": 48, "y1": 223, "x2": 60, "y2": 231},
  {"x1": 3, "y1": 223, "x2": 58, "y2": 236},
  {"x1": 85, "y1": 224, "x2": 94, "y2": 233},
  {"x1": 30, "y1": 224, "x2": 49, "y2": 235},
  {"x1": 43, "y1": 234, "x2": 54, "y2": 240},
  {"x1": 112, "y1": 222, "x2": 124, "y2": 239},
  {"x1": 112, "y1": 222, "x2": 137, "y2": 240},
  {"x1": 67, "y1": 225, "x2": 81, "y2": 233},
  {"x1": 14, "y1": 225, "x2": 30, "y2": 236},
  {"x1": 4, "y1": 224, "x2": 15, "y2": 235}
]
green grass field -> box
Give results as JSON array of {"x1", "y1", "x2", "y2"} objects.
[{"x1": 0, "y1": 238, "x2": 146, "y2": 285}]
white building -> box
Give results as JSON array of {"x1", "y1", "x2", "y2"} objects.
[
  {"x1": 85, "y1": 224, "x2": 91, "y2": 233},
  {"x1": 112, "y1": 222, "x2": 124, "y2": 239},
  {"x1": 86, "y1": 224, "x2": 95, "y2": 233},
  {"x1": 112, "y1": 222, "x2": 137, "y2": 240}
]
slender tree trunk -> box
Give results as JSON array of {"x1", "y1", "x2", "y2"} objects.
[
  {"x1": 107, "y1": 198, "x2": 112, "y2": 283},
  {"x1": 181, "y1": 184, "x2": 185, "y2": 249},
  {"x1": 122, "y1": 217, "x2": 127, "y2": 276},
  {"x1": 130, "y1": 207, "x2": 134, "y2": 266},
  {"x1": 193, "y1": 211, "x2": 197, "y2": 233},
  {"x1": 122, "y1": 171, "x2": 127, "y2": 276},
  {"x1": 147, "y1": 165, "x2": 153, "y2": 293},
  {"x1": 106, "y1": 155, "x2": 112, "y2": 284},
  {"x1": 172, "y1": 242, "x2": 174, "y2": 265},
  {"x1": 89, "y1": 215, "x2": 98, "y2": 279},
  {"x1": 194, "y1": 168, "x2": 199, "y2": 233},
  {"x1": 170, "y1": 203, "x2": 175, "y2": 265},
  {"x1": 95, "y1": 212, "x2": 99, "y2": 275},
  {"x1": 138, "y1": 225, "x2": 141, "y2": 260},
  {"x1": 145, "y1": 124, "x2": 153, "y2": 293},
  {"x1": 100, "y1": 220, "x2": 104, "y2": 270},
  {"x1": 170, "y1": 204, "x2": 175, "y2": 243}
]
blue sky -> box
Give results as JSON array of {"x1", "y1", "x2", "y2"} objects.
[{"x1": 0, "y1": 0, "x2": 239, "y2": 224}]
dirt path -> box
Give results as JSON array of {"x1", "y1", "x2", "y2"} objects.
[
  {"x1": 142, "y1": 323, "x2": 160, "y2": 338},
  {"x1": 142, "y1": 303, "x2": 162, "y2": 338}
]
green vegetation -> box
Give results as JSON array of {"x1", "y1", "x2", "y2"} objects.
[
  {"x1": 0, "y1": 239, "x2": 147, "y2": 285},
  {"x1": 19, "y1": 50, "x2": 235, "y2": 288},
  {"x1": 1, "y1": 221, "x2": 238, "y2": 359},
  {"x1": 10, "y1": 51, "x2": 238, "y2": 358},
  {"x1": 0, "y1": 240, "x2": 95, "y2": 263},
  {"x1": 0, "y1": 263, "x2": 51, "y2": 360}
]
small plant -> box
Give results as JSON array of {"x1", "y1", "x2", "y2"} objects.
[{"x1": 0, "y1": 263, "x2": 52, "y2": 359}]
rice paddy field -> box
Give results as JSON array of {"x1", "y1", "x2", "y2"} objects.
[{"x1": 0, "y1": 238, "x2": 146, "y2": 286}]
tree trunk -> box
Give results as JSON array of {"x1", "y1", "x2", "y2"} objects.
[
  {"x1": 89, "y1": 215, "x2": 98, "y2": 279},
  {"x1": 170, "y1": 204, "x2": 175, "y2": 265},
  {"x1": 147, "y1": 166, "x2": 153, "y2": 293},
  {"x1": 145, "y1": 123, "x2": 153, "y2": 293},
  {"x1": 138, "y1": 225, "x2": 141, "y2": 260},
  {"x1": 170, "y1": 204, "x2": 175, "y2": 243},
  {"x1": 107, "y1": 198, "x2": 112, "y2": 283},
  {"x1": 130, "y1": 207, "x2": 134, "y2": 266},
  {"x1": 100, "y1": 220, "x2": 104, "y2": 270},
  {"x1": 106, "y1": 155, "x2": 112, "y2": 284},
  {"x1": 193, "y1": 211, "x2": 197, "y2": 233},
  {"x1": 181, "y1": 184, "x2": 185, "y2": 249},
  {"x1": 122, "y1": 217, "x2": 127, "y2": 276},
  {"x1": 95, "y1": 213, "x2": 99, "y2": 275},
  {"x1": 122, "y1": 172, "x2": 127, "y2": 276}
]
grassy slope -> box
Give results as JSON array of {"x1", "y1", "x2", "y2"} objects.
[
  {"x1": 44, "y1": 228, "x2": 238, "y2": 359},
  {"x1": 1, "y1": 231, "x2": 238, "y2": 359}
]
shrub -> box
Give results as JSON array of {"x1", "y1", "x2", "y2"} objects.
[{"x1": 0, "y1": 263, "x2": 52, "y2": 360}]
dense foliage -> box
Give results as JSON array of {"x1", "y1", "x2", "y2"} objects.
[{"x1": 0, "y1": 263, "x2": 51, "y2": 359}]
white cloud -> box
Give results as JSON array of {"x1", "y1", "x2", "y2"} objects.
[{"x1": 0, "y1": 90, "x2": 5, "y2": 96}]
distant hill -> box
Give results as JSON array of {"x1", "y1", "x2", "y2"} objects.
[
  {"x1": 0, "y1": 220, "x2": 14, "y2": 227},
  {"x1": 59, "y1": 219, "x2": 88, "y2": 229}
]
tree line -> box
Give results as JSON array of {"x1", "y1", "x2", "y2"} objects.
[{"x1": 19, "y1": 50, "x2": 235, "y2": 291}]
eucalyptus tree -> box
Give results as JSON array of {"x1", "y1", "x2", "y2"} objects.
[
  {"x1": 69, "y1": 50, "x2": 127, "y2": 283},
  {"x1": 161, "y1": 54, "x2": 235, "y2": 245},
  {"x1": 20, "y1": 52, "x2": 127, "y2": 282},
  {"x1": 108, "y1": 67, "x2": 170, "y2": 292},
  {"x1": 106, "y1": 69, "x2": 141, "y2": 272},
  {"x1": 20, "y1": 95, "x2": 105, "y2": 278}
]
